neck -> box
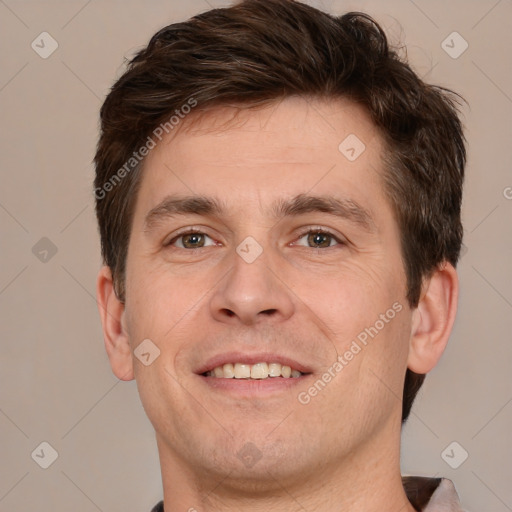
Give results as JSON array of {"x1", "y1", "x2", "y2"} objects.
[{"x1": 156, "y1": 422, "x2": 416, "y2": 512}]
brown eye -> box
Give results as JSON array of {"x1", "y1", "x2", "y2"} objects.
[
  {"x1": 181, "y1": 233, "x2": 205, "y2": 248},
  {"x1": 307, "y1": 232, "x2": 334, "y2": 248},
  {"x1": 294, "y1": 229, "x2": 342, "y2": 248},
  {"x1": 169, "y1": 231, "x2": 215, "y2": 249}
]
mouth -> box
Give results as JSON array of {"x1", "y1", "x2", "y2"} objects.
[
  {"x1": 196, "y1": 353, "x2": 313, "y2": 396},
  {"x1": 203, "y1": 362, "x2": 304, "y2": 379}
]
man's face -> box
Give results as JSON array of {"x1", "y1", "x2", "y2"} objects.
[{"x1": 122, "y1": 97, "x2": 413, "y2": 484}]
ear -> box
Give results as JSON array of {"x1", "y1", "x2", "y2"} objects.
[
  {"x1": 407, "y1": 262, "x2": 459, "y2": 374},
  {"x1": 96, "y1": 266, "x2": 134, "y2": 381}
]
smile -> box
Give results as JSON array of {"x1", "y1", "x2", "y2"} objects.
[{"x1": 204, "y1": 362, "x2": 303, "y2": 379}]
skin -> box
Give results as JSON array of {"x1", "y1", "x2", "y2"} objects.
[{"x1": 97, "y1": 96, "x2": 458, "y2": 512}]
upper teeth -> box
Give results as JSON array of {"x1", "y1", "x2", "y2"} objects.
[{"x1": 206, "y1": 362, "x2": 303, "y2": 379}]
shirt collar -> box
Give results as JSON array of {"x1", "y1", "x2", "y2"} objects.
[
  {"x1": 403, "y1": 476, "x2": 465, "y2": 511},
  {"x1": 151, "y1": 476, "x2": 465, "y2": 511}
]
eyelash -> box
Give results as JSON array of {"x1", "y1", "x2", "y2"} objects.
[{"x1": 166, "y1": 227, "x2": 345, "y2": 249}]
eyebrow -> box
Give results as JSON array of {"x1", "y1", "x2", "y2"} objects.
[{"x1": 143, "y1": 193, "x2": 376, "y2": 233}]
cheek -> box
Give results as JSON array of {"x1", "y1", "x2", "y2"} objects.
[
  {"x1": 124, "y1": 258, "x2": 198, "y2": 338},
  {"x1": 123, "y1": 260, "x2": 218, "y2": 388},
  {"x1": 350, "y1": 304, "x2": 412, "y2": 400},
  {"x1": 318, "y1": 305, "x2": 412, "y2": 430},
  {"x1": 294, "y1": 258, "x2": 405, "y2": 340}
]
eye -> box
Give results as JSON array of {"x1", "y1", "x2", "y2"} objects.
[
  {"x1": 168, "y1": 230, "x2": 216, "y2": 249},
  {"x1": 294, "y1": 229, "x2": 344, "y2": 249}
]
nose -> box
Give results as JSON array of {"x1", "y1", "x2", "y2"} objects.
[{"x1": 208, "y1": 248, "x2": 295, "y2": 326}]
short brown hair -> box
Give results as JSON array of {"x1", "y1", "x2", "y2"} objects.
[{"x1": 94, "y1": 0, "x2": 466, "y2": 423}]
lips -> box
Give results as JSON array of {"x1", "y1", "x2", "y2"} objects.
[
  {"x1": 195, "y1": 352, "x2": 313, "y2": 377},
  {"x1": 206, "y1": 362, "x2": 303, "y2": 379}
]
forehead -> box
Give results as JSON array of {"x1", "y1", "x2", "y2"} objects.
[
  {"x1": 134, "y1": 96, "x2": 387, "y2": 220},
  {"x1": 166, "y1": 96, "x2": 380, "y2": 163}
]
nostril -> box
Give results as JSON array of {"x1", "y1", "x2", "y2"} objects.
[{"x1": 261, "y1": 309, "x2": 277, "y2": 316}]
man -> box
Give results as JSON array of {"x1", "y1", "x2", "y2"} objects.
[{"x1": 94, "y1": 0, "x2": 467, "y2": 510}]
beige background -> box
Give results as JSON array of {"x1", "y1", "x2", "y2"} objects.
[{"x1": 1, "y1": 0, "x2": 511, "y2": 510}]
